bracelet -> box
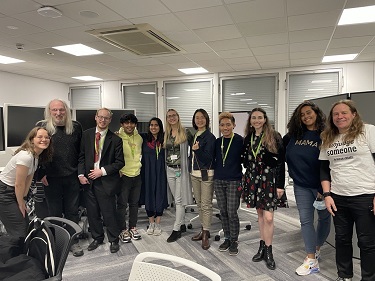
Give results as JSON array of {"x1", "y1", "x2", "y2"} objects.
[{"x1": 322, "y1": 192, "x2": 331, "y2": 198}]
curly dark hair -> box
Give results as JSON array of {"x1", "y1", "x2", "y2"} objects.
[{"x1": 287, "y1": 101, "x2": 326, "y2": 139}]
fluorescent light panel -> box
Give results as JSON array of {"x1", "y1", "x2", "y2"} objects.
[
  {"x1": 338, "y1": 5, "x2": 375, "y2": 25},
  {"x1": 53, "y1": 44, "x2": 103, "y2": 56},
  {"x1": 231, "y1": 92, "x2": 245, "y2": 96},
  {"x1": 322, "y1": 54, "x2": 357, "y2": 63},
  {"x1": 0, "y1": 55, "x2": 25, "y2": 64},
  {"x1": 140, "y1": 92, "x2": 155, "y2": 95},
  {"x1": 72, "y1": 76, "x2": 102, "y2": 81},
  {"x1": 178, "y1": 67, "x2": 208, "y2": 74}
]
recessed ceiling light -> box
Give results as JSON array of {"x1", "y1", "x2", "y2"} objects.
[
  {"x1": 47, "y1": 52, "x2": 54, "y2": 56},
  {"x1": 72, "y1": 76, "x2": 103, "y2": 81},
  {"x1": 53, "y1": 44, "x2": 103, "y2": 56},
  {"x1": 338, "y1": 5, "x2": 375, "y2": 25},
  {"x1": 322, "y1": 54, "x2": 358, "y2": 63},
  {"x1": 0, "y1": 55, "x2": 25, "y2": 64},
  {"x1": 140, "y1": 92, "x2": 155, "y2": 95},
  {"x1": 178, "y1": 67, "x2": 208, "y2": 75}
]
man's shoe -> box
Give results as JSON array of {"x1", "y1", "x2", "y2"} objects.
[
  {"x1": 119, "y1": 229, "x2": 131, "y2": 243},
  {"x1": 110, "y1": 241, "x2": 120, "y2": 253},
  {"x1": 167, "y1": 230, "x2": 181, "y2": 243},
  {"x1": 129, "y1": 228, "x2": 142, "y2": 240},
  {"x1": 201, "y1": 230, "x2": 210, "y2": 250},
  {"x1": 70, "y1": 243, "x2": 84, "y2": 257},
  {"x1": 180, "y1": 224, "x2": 186, "y2": 232},
  {"x1": 191, "y1": 230, "x2": 203, "y2": 241},
  {"x1": 219, "y1": 239, "x2": 231, "y2": 252},
  {"x1": 229, "y1": 241, "x2": 239, "y2": 256},
  {"x1": 87, "y1": 240, "x2": 103, "y2": 251}
]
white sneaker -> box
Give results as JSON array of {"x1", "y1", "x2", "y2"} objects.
[
  {"x1": 153, "y1": 224, "x2": 162, "y2": 236},
  {"x1": 147, "y1": 223, "x2": 154, "y2": 235},
  {"x1": 315, "y1": 249, "x2": 321, "y2": 260},
  {"x1": 295, "y1": 257, "x2": 320, "y2": 276}
]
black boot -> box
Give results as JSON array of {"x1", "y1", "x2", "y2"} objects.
[
  {"x1": 167, "y1": 231, "x2": 181, "y2": 243},
  {"x1": 264, "y1": 245, "x2": 276, "y2": 270},
  {"x1": 252, "y1": 240, "x2": 265, "y2": 262}
]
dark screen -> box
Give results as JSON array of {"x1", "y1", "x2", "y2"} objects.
[
  {"x1": 0, "y1": 107, "x2": 5, "y2": 151},
  {"x1": 6, "y1": 105, "x2": 45, "y2": 147},
  {"x1": 350, "y1": 91, "x2": 375, "y2": 125}
]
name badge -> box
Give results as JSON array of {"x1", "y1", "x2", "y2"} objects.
[{"x1": 170, "y1": 154, "x2": 178, "y2": 160}]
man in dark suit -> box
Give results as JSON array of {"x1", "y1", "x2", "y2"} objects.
[{"x1": 78, "y1": 108, "x2": 124, "y2": 253}]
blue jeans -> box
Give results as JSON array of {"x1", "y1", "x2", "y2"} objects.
[{"x1": 294, "y1": 185, "x2": 331, "y2": 254}]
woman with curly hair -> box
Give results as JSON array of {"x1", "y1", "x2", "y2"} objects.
[
  {"x1": 0, "y1": 127, "x2": 53, "y2": 239},
  {"x1": 242, "y1": 108, "x2": 285, "y2": 270},
  {"x1": 319, "y1": 100, "x2": 375, "y2": 281},
  {"x1": 283, "y1": 101, "x2": 331, "y2": 276}
]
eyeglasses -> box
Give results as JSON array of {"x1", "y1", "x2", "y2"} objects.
[
  {"x1": 35, "y1": 136, "x2": 51, "y2": 140},
  {"x1": 167, "y1": 114, "x2": 177, "y2": 119},
  {"x1": 97, "y1": 115, "x2": 111, "y2": 121}
]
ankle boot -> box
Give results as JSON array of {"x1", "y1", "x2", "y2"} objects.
[
  {"x1": 252, "y1": 240, "x2": 265, "y2": 262},
  {"x1": 201, "y1": 230, "x2": 210, "y2": 250},
  {"x1": 192, "y1": 227, "x2": 203, "y2": 241},
  {"x1": 264, "y1": 245, "x2": 276, "y2": 270}
]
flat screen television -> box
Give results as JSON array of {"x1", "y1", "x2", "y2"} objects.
[
  {"x1": 5, "y1": 104, "x2": 45, "y2": 147},
  {"x1": 75, "y1": 109, "x2": 136, "y2": 132},
  {"x1": 0, "y1": 107, "x2": 5, "y2": 151}
]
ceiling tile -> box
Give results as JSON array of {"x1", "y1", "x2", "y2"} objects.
[
  {"x1": 329, "y1": 36, "x2": 374, "y2": 49},
  {"x1": 333, "y1": 23, "x2": 375, "y2": 38},
  {"x1": 194, "y1": 25, "x2": 242, "y2": 41},
  {"x1": 185, "y1": 52, "x2": 220, "y2": 61},
  {"x1": 161, "y1": 0, "x2": 222, "y2": 12},
  {"x1": 251, "y1": 44, "x2": 289, "y2": 56},
  {"x1": 237, "y1": 18, "x2": 287, "y2": 37},
  {"x1": 286, "y1": 0, "x2": 345, "y2": 16},
  {"x1": 290, "y1": 50, "x2": 325, "y2": 60},
  {"x1": 325, "y1": 46, "x2": 364, "y2": 56},
  {"x1": 290, "y1": 40, "x2": 329, "y2": 52},
  {"x1": 290, "y1": 57, "x2": 322, "y2": 66},
  {"x1": 98, "y1": 0, "x2": 170, "y2": 18},
  {"x1": 163, "y1": 30, "x2": 203, "y2": 45},
  {"x1": 227, "y1": 0, "x2": 285, "y2": 23},
  {"x1": 256, "y1": 53, "x2": 289, "y2": 62},
  {"x1": 0, "y1": 17, "x2": 45, "y2": 36},
  {"x1": 0, "y1": 0, "x2": 39, "y2": 15},
  {"x1": 206, "y1": 38, "x2": 247, "y2": 51},
  {"x1": 216, "y1": 48, "x2": 254, "y2": 59},
  {"x1": 130, "y1": 14, "x2": 188, "y2": 33},
  {"x1": 179, "y1": 43, "x2": 212, "y2": 53},
  {"x1": 246, "y1": 33, "x2": 288, "y2": 48},
  {"x1": 224, "y1": 56, "x2": 257, "y2": 65},
  {"x1": 289, "y1": 27, "x2": 334, "y2": 43},
  {"x1": 288, "y1": 10, "x2": 341, "y2": 31},
  {"x1": 175, "y1": 6, "x2": 233, "y2": 29},
  {"x1": 259, "y1": 60, "x2": 290, "y2": 68}
]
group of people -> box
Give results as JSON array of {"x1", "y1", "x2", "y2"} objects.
[{"x1": 0, "y1": 98, "x2": 374, "y2": 281}]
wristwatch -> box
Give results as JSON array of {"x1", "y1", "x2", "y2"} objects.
[{"x1": 322, "y1": 192, "x2": 331, "y2": 198}]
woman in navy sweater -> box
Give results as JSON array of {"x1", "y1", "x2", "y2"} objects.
[{"x1": 283, "y1": 101, "x2": 330, "y2": 276}]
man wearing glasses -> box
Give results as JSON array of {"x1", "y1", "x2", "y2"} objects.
[
  {"x1": 78, "y1": 108, "x2": 124, "y2": 254},
  {"x1": 37, "y1": 99, "x2": 84, "y2": 257}
]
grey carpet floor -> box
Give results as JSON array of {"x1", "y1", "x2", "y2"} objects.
[{"x1": 62, "y1": 188, "x2": 361, "y2": 281}]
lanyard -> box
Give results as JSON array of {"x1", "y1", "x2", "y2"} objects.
[
  {"x1": 221, "y1": 133, "x2": 234, "y2": 167},
  {"x1": 155, "y1": 142, "x2": 161, "y2": 159},
  {"x1": 251, "y1": 133, "x2": 264, "y2": 158}
]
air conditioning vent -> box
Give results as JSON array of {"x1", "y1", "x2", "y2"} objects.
[{"x1": 86, "y1": 23, "x2": 184, "y2": 56}]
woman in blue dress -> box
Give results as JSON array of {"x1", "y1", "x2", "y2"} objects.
[{"x1": 141, "y1": 117, "x2": 168, "y2": 236}]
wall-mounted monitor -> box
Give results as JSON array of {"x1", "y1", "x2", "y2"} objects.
[
  {"x1": 74, "y1": 109, "x2": 136, "y2": 132},
  {"x1": 309, "y1": 93, "x2": 349, "y2": 118},
  {"x1": 0, "y1": 107, "x2": 5, "y2": 151},
  {"x1": 5, "y1": 104, "x2": 45, "y2": 148},
  {"x1": 350, "y1": 91, "x2": 375, "y2": 125}
]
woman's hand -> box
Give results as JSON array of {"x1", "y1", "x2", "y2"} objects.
[
  {"x1": 325, "y1": 196, "x2": 337, "y2": 216},
  {"x1": 192, "y1": 141, "x2": 199, "y2": 151}
]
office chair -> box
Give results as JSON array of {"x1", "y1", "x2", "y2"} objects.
[{"x1": 128, "y1": 252, "x2": 221, "y2": 281}]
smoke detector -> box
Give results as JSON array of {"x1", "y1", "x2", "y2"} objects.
[{"x1": 37, "y1": 6, "x2": 62, "y2": 18}]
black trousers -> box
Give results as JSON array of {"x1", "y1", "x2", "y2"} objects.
[
  {"x1": 44, "y1": 173, "x2": 80, "y2": 224},
  {"x1": 0, "y1": 181, "x2": 29, "y2": 239},
  {"x1": 84, "y1": 179, "x2": 120, "y2": 243},
  {"x1": 332, "y1": 193, "x2": 375, "y2": 281}
]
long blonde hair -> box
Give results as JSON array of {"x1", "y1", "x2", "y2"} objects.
[
  {"x1": 244, "y1": 108, "x2": 278, "y2": 153},
  {"x1": 164, "y1": 109, "x2": 187, "y2": 147},
  {"x1": 42, "y1": 99, "x2": 74, "y2": 135},
  {"x1": 321, "y1": 100, "x2": 364, "y2": 148}
]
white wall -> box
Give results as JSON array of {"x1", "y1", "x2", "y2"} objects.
[{"x1": 0, "y1": 71, "x2": 69, "y2": 166}]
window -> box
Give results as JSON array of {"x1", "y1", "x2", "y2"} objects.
[
  {"x1": 287, "y1": 71, "x2": 341, "y2": 120},
  {"x1": 70, "y1": 86, "x2": 101, "y2": 109},
  {"x1": 221, "y1": 75, "x2": 277, "y2": 124},
  {"x1": 164, "y1": 80, "x2": 212, "y2": 129}
]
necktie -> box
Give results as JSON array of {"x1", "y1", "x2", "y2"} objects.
[{"x1": 94, "y1": 132, "x2": 101, "y2": 163}]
